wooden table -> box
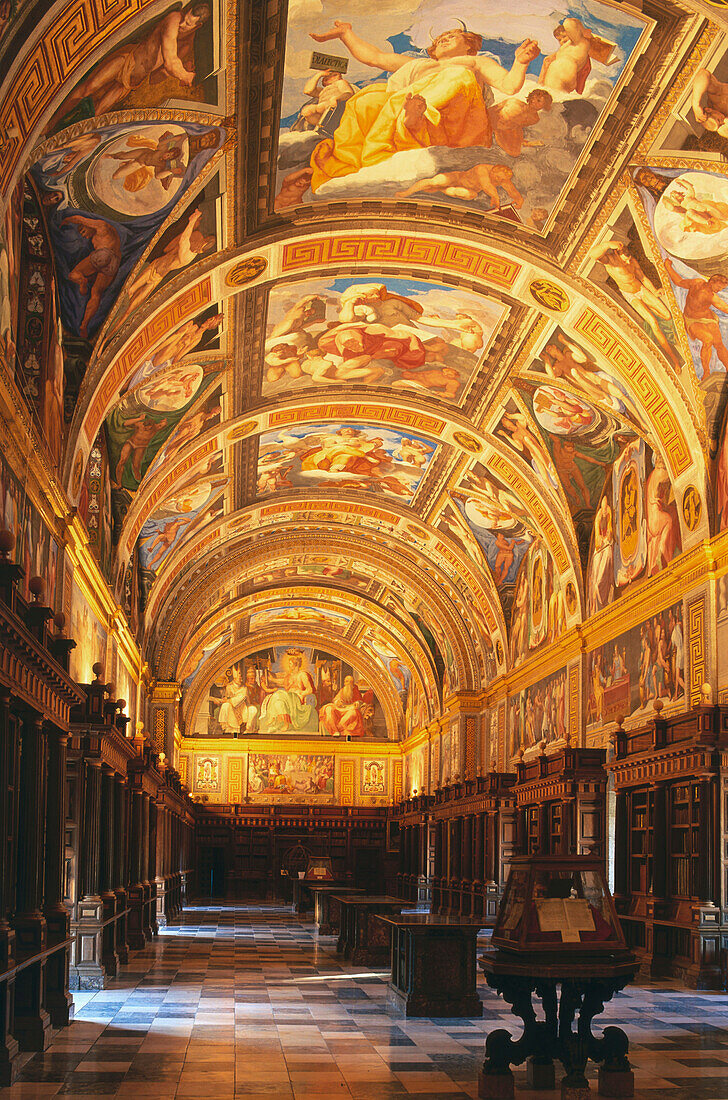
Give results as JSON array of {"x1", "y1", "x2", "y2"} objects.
[
  {"x1": 311, "y1": 885, "x2": 364, "y2": 935},
  {"x1": 291, "y1": 877, "x2": 350, "y2": 915},
  {"x1": 334, "y1": 895, "x2": 406, "y2": 965},
  {"x1": 377, "y1": 913, "x2": 484, "y2": 1017},
  {"x1": 479, "y1": 949, "x2": 638, "y2": 1098}
]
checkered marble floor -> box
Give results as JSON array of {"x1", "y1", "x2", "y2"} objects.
[{"x1": 4, "y1": 903, "x2": 728, "y2": 1100}]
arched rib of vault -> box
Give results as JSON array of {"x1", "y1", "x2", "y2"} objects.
[
  {"x1": 144, "y1": 501, "x2": 507, "y2": 672},
  {"x1": 176, "y1": 587, "x2": 439, "y2": 716},
  {"x1": 115, "y1": 401, "x2": 582, "y2": 612},
  {"x1": 65, "y1": 229, "x2": 706, "y2": 507},
  {"x1": 181, "y1": 625, "x2": 410, "y2": 740},
  {"x1": 150, "y1": 526, "x2": 491, "y2": 689},
  {"x1": 171, "y1": 546, "x2": 469, "y2": 690}
]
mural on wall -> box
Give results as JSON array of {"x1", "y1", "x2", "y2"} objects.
[
  {"x1": 48, "y1": 2, "x2": 221, "y2": 132},
  {"x1": 717, "y1": 576, "x2": 728, "y2": 694},
  {"x1": 586, "y1": 600, "x2": 685, "y2": 726},
  {"x1": 248, "y1": 753, "x2": 334, "y2": 800},
  {"x1": 144, "y1": 383, "x2": 224, "y2": 481},
  {"x1": 264, "y1": 276, "x2": 505, "y2": 402},
  {"x1": 257, "y1": 422, "x2": 437, "y2": 501},
  {"x1": 360, "y1": 625, "x2": 413, "y2": 706},
  {"x1": 30, "y1": 123, "x2": 223, "y2": 342},
  {"x1": 510, "y1": 540, "x2": 566, "y2": 664},
  {"x1": 249, "y1": 560, "x2": 371, "y2": 590},
  {"x1": 193, "y1": 753, "x2": 221, "y2": 794},
  {"x1": 69, "y1": 578, "x2": 108, "y2": 682},
  {"x1": 276, "y1": 0, "x2": 647, "y2": 226},
  {"x1": 0, "y1": 448, "x2": 59, "y2": 608},
  {"x1": 634, "y1": 165, "x2": 728, "y2": 442},
  {"x1": 585, "y1": 437, "x2": 681, "y2": 616},
  {"x1": 508, "y1": 665, "x2": 568, "y2": 759},
  {"x1": 586, "y1": 203, "x2": 681, "y2": 370},
  {"x1": 193, "y1": 646, "x2": 386, "y2": 738},
  {"x1": 361, "y1": 758, "x2": 386, "y2": 795}
]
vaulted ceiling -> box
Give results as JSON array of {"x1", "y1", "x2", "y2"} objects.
[{"x1": 1, "y1": 0, "x2": 725, "y2": 738}]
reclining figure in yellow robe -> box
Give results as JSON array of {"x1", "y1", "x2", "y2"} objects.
[{"x1": 288, "y1": 22, "x2": 540, "y2": 196}]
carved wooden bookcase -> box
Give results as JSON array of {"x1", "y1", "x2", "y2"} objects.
[
  {"x1": 606, "y1": 705, "x2": 728, "y2": 989},
  {"x1": 512, "y1": 747, "x2": 607, "y2": 859}
]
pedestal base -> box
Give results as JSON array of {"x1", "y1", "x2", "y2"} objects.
[
  {"x1": 562, "y1": 1084, "x2": 590, "y2": 1100},
  {"x1": 527, "y1": 1057, "x2": 556, "y2": 1089},
  {"x1": 598, "y1": 1067, "x2": 634, "y2": 1097},
  {"x1": 387, "y1": 983, "x2": 483, "y2": 1018},
  {"x1": 479, "y1": 1068, "x2": 514, "y2": 1100}
]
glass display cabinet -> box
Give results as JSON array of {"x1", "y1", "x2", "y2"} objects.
[{"x1": 480, "y1": 855, "x2": 638, "y2": 1099}]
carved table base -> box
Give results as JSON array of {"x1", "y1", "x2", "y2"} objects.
[{"x1": 479, "y1": 951, "x2": 638, "y2": 1098}]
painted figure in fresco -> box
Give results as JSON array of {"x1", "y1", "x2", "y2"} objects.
[
  {"x1": 489, "y1": 90, "x2": 553, "y2": 157},
  {"x1": 0, "y1": 1, "x2": 12, "y2": 37},
  {"x1": 493, "y1": 531, "x2": 527, "y2": 586},
  {"x1": 395, "y1": 163, "x2": 524, "y2": 210},
  {"x1": 539, "y1": 334, "x2": 633, "y2": 414},
  {"x1": 109, "y1": 130, "x2": 186, "y2": 193},
  {"x1": 43, "y1": 134, "x2": 103, "y2": 179},
  {"x1": 292, "y1": 69, "x2": 355, "y2": 131},
  {"x1": 50, "y1": 3, "x2": 211, "y2": 127},
  {"x1": 113, "y1": 414, "x2": 168, "y2": 486},
  {"x1": 662, "y1": 178, "x2": 728, "y2": 236},
  {"x1": 588, "y1": 494, "x2": 614, "y2": 614},
  {"x1": 589, "y1": 239, "x2": 680, "y2": 368},
  {"x1": 259, "y1": 650, "x2": 318, "y2": 734},
  {"x1": 61, "y1": 215, "x2": 122, "y2": 338},
  {"x1": 551, "y1": 436, "x2": 608, "y2": 509},
  {"x1": 282, "y1": 22, "x2": 539, "y2": 197},
  {"x1": 131, "y1": 312, "x2": 223, "y2": 385},
  {"x1": 319, "y1": 676, "x2": 373, "y2": 738},
  {"x1": 496, "y1": 409, "x2": 554, "y2": 487},
  {"x1": 645, "y1": 454, "x2": 680, "y2": 575},
  {"x1": 120, "y1": 209, "x2": 215, "y2": 321},
  {"x1": 663, "y1": 259, "x2": 728, "y2": 378},
  {"x1": 217, "y1": 665, "x2": 260, "y2": 734},
  {"x1": 692, "y1": 68, "x2": 728, "y2": 138},
  {"x1": 539, "y1": 19, "x2": 616, "y2": 95},
  {"x1": 669, "y1": 608, "x2": 685, "y2": 701}
]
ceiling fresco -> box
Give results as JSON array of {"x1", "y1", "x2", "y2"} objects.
[{"x1": 3, "y1": 0, "x2": 728, "y2": 741}]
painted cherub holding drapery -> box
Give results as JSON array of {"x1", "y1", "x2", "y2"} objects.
[{"x1": 279, "y1": 21, "x2": 539, "y2": 199}]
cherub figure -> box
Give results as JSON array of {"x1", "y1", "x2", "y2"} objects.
[
  {"x1": 396, "y1": 163, "x2": 523, "y2": 209},
  {"x1": 292, "y1": 69, "x2": 354, "y2": 131},
  {"x1": 489, "y1": 89, "x2": 553, "y2": 157}
]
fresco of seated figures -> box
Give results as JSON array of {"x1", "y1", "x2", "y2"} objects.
[
  {"x1": 586, "y1": 601, "x2": 684, "y2": 727},
  {"x1": 256, "y1": 422, "x2": 437, "y2": 501},
  {"x1": 509, "y1": 665, "x2": 568, "y2": 760},
  {"x1": 276, "y1": 0, "x2": 649, "y2": 226},
  {"x1": 585, "y1": 437, "x2": 682, "y2": 616},
  {"x1": 46, "y1": 1, "x2": 222, "y2": 133},
  {"x1": 192, "y1": 645, "x2": 387, "y2": 739},
  {"x1": 263, "y1": 276, "x2": 506, "y2": 402}
]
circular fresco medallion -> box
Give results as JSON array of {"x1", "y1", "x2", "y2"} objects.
[
  {"x1": 225, "y1": 256, "x2": 268, "y2": 287},
  {"x1": 682, "y1": 485, "x2": 702, "y2": 531},
  {"x1": 228, "y1": 419, "x2": 258, "y2": 442},
  {"x1": 529, "y1": 279, "x2": 570, "y2": 312},
  {"x1": 452, "y1": 430, "x2": 482, "y2": 453}
]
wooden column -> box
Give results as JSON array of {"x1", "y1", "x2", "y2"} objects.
[
  {"x1": 114, "y1": 776, "x2": 129, "y2": 964},
  {"x1": 0, "y1": 692, "x2": 19, "y2": 1083},
  {"x1": 13, "y1": 715, "x2": 51, "y2": 1051},
  {"x1": 100, "y1": 767, "x2": 119, "y2": 977},
  {"x1": 43, "y1": 726, "x2": 73, "y2": 1026}
]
